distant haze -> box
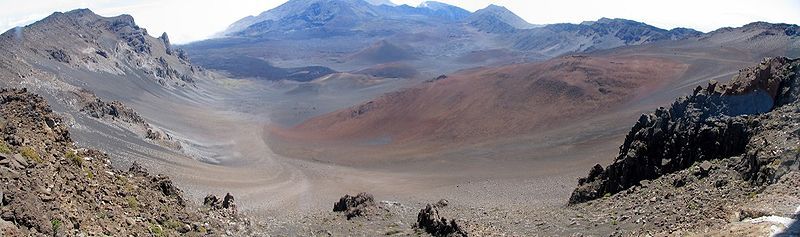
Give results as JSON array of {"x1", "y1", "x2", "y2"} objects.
[{"x1": 1, "y1": 0, "x2": 798, "y2": 44}]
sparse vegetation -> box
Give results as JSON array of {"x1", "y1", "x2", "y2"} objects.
[
  {"x1": 20, "y1": 146, "x2": 42, "y2": 163},
  {"x1": 149, "y1": 223, "x2": 165, "y2": 237},
  {"x1": 66, "y1": 150, "x2": 81, "y2": 166},
  {"x1": 126, "y1": 196, "x2": 139, "y2": 208},
  {"x1": 0, "y1": 140, "x2": 12, "y2": 154},
  {"x1": 162, "y1": 219, "x2": 183, "y2": 230},
  {"x1": 51, "y1": 219, "x2": 61, "y2": 236},
  {"x1": 84, "y1": 167, "x2": 94, "y2": 179}
]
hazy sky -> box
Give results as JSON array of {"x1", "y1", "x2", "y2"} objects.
[{"x1": 1, "y1": 0, "x2": 798, "y2": 44}]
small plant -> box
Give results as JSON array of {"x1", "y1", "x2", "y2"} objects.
[
  {"x1": 771, "y1": 158, "x2": 782, "y2": 166},
  {"x1": 84, "y1": 167, "x2": 94, "y2": 179},
  {"x1": 125, "y1": 196, "x2": 139, "y2": 208},
  {"x1": 162, "y1": 219, "x2": 183, "y2": 230},
  {"x1": 149, "y1": 223, "x2": 165, "y2": 237},
  {"x1": 603, "y1": 193, "x2": 611, "y2": 198},
  {"x1": 196, "y1": 226, "x2": 207, "y2": 233},
  {"x1": 0, "y1": 141, "x2": 12, "y2": 154},
  {"x1": 20, "y1": 146, "x2": 42, "y2": 163},
  {"x1": 51, "y1": 219, "x2": 62, "y2": 236},
  {"x1": 611, "y1": 219, "x2": 618, "y2": 225},
  {"x1": 66, "y1": 150, "x2": 81, "y2": 166},
  {"x1": 96, "y1": 211, "x2": 106, "y2": 219}
]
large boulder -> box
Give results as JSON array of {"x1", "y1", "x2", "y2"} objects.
[
  {"x1": 332, "y1": 192, "x2": 375, "y2": 219},
  {"x1": 416, "y1": 204, "x2": 468, "y2": 237}
]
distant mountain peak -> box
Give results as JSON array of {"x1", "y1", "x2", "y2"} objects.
[
  {"x1": 707, "y1": 21, "x2": 800, "y2": 37},
  {"x1": 221, "y1": 0, "x2": 474, "y2": 37},
  {"x1": 364, "y1": 0, "x2": 395, "y2": 6},
  {"x1": 418, "y1": 1, "x2": 454, "y2": 9},
  {"x1": 484, "y1": 4, "x2": 508, "y2": 10},
  {"x1": 468, "y1": 4, "x2": 534, "y2": 33}
]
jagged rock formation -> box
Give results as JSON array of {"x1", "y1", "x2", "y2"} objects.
[
  {"x1": 81, "y1": 96, "x2": 147, "y2": 125},
  {"x1": 332, "y1": 192, "x2": 376, "y2": 219},
  {"x1": 416, "y1": 204, "x2": 468, "y2": 237},
  {"x1": 570, "y1": 57, "x2": 800, "y2": 204},
  {"x1": 0, "y1": 88, "x2": 251, "y2": 236},
  {"x1": 204, "y1": 193, "x2": 237, "y2": 210},
  {"x1": 0, "y1": 9, "x2": 204, "y2": 88},
  {"x1": 72, "y1": 89, "x2": 180, "y2": 150}
]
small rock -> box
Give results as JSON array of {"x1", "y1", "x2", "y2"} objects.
[
  {"x1": 12, "y1": 154, "x2": 28, "y2": 167},
  {"x1": 672, "y1": 177, "x2": 687, "y2": 187},
  {"x1": 434, "y1": 199, "x2": 449, "y2": 208},
  {"x1": 203, "y1": 194, "x2": 220, "y2": 208},
  {"x1": 128, "y1": 162, "x2": 149, "y2": 176},
  {"x1": 40, "y1": 194, "x2": 55, "y2": 202},
  {"x1": 699, "y1": 161, "x2": 713, "y2": 172},
  {"x1": 714, "y1": 179, "x2": 728, "y2": 188},
  {"x1": 222, "y1": 193, "x2": 235, "y2": 209}
]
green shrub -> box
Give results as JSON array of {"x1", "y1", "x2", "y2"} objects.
[
  {"x1": 20, "y1": 146, "x2": 42, "y2": 163},
  {"x1": 66, "y1": 150, "x2": 82, "y2": 166},
  {"x1": 125, "y1": 196, "x2": 139, "y2": 208},
  {"x1": 51, "y1": 219, "x2": 62, "y2": 234},
  {"x1": 162, "y1": 219, "x2": 183, "y2": 230},
  {"x1": 84, "y1": 167, "x2": 94, "y2": 179},
  {"x1": 149, "y1": 223, "x2": 165, "y2": 237},
  {"x1": 0, "y1": 141, "x2": 11, "y2": 154}
]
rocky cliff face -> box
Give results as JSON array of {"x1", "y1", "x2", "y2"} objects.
[
  {"x1": 0, "y1": 9, "x2": 204, "y2": 159},
  {"x1": 570, "y1": 57, "x2": 800, "y2": 204}
]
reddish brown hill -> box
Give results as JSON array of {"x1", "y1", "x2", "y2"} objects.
[{"x1": 276, "y1": 55, "x2": 688, "y2": 145}]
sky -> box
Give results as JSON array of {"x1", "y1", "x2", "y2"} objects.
[{"x1": 1, "y1": 0, "x2": 798, "y2": 44}]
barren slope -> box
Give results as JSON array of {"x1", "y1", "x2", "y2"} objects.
[
  {"x1": 271, "y1": 22, "x2": 799, "y2": 167},
  {"x1": 281, "y1": 55, "x2": 687, "y2": 144}
]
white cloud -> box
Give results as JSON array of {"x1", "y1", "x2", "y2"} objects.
[{"x1": 1, "y1": 0, "x2": 798, "y2": 44}]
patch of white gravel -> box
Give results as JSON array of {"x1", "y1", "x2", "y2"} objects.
[{"x1": 745, "y1": 207, "x2": 799, "y2": 237}]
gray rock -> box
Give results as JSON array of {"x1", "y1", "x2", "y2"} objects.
[
  {"x1": 222, "y1": 193, "x2": 235, "y2": 209},
  {"x1": 12, "y1": 154, "x2": 27, "y2": 167},
  {"x1": 416, "y1": 204, "x2": 468, "y2": 237}
]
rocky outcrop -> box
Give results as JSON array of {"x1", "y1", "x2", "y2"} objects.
[
  {"x1": 204, "y1": 193, "x2": 236, "y2": 210},
  {"x1": 81, "y1": 97, "x2": 147, "y2": 125},
  {"x1": 73, "y1": 89, "x2": 181, "y2": 150},
  {"x1": 0, "y1": 88, "x2": 254, "y2": 236},
  {"x1": 46, "y1": 49, "x2": 71, "y2": 63},
  {"x1": 159, "y1": 32, "x2": 172, "y2": 55},
  {"x1": 0, "y1": 9, "x2": 203, "y2": 88},
  {"x1": 416, "y1": 204, "x2": 468, "y2": 237},
  {"x1": 570, "y1": 57, "x2": 800, "y2": 204},
  {"x1": 109, "y1": 14, "x2": 151, "y2": 54},
  {"x1": 332, "y1": 192, "x2": 376, "y2": 219}
]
